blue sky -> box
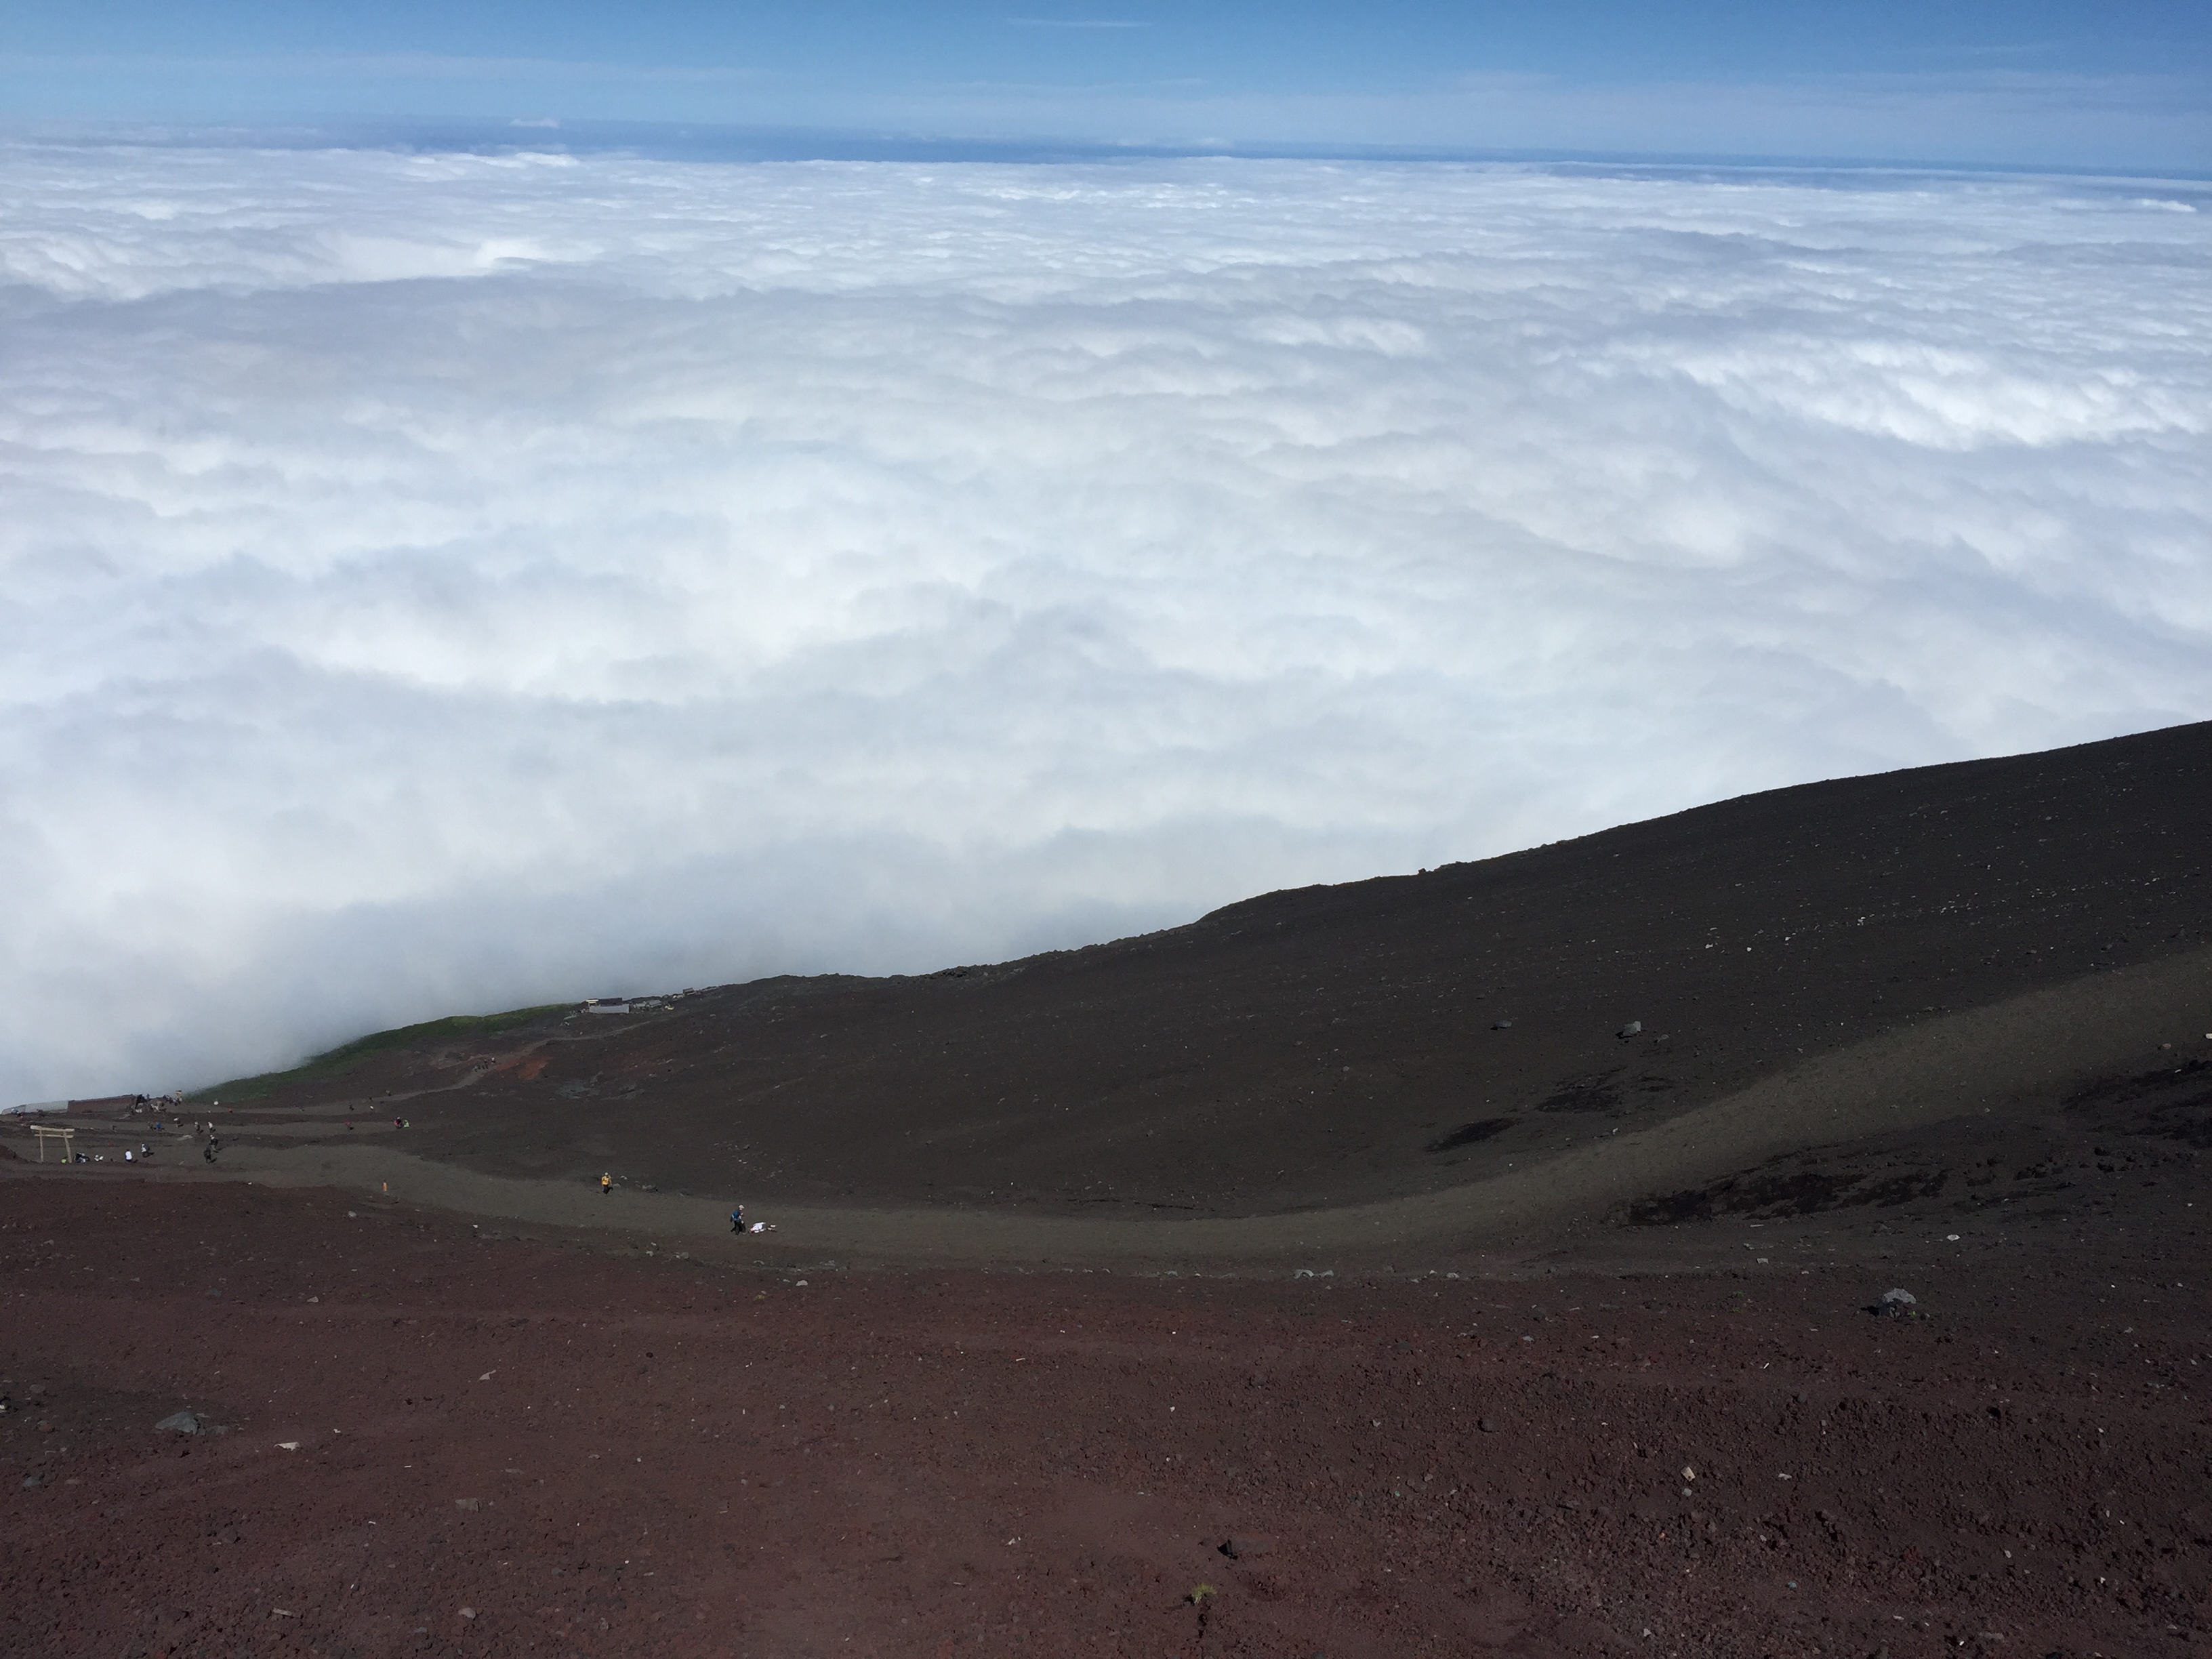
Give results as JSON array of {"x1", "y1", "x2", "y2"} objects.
[{"x1": 5, "y1": 1, "x2": 2208, "y2": 169}]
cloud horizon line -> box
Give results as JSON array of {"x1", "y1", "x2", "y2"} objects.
[
  {"x1": 3, "y1": 118, "x2": 2204, "y2": 189},
  {"x1": 2, "y1": 49, "x2": 2205, "y2": 175}
]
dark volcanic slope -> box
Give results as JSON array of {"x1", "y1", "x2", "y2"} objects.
[{"x1": 222, "y1": 721, "x2": 2211, "y2": 1216}]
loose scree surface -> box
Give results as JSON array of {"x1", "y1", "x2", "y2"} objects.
[{"x1": 3, "y1": 721, "x2": 2210, "y2": 1656}]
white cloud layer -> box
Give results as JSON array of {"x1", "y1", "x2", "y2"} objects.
[{"x1": 1, "y1": 146, "x2": 2208, "y2": 1099}]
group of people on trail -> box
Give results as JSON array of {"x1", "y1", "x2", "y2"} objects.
[
  {"x1": 66, "y1": 1139, "x2": 165, "y2": 1166},
  {"x1": 589, "y1": 1173, "x2": 770, "y2": 1233}
]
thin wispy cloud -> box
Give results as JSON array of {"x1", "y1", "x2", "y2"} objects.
[
  {"x1": 0, "y1": 49, "x2": 764, "y2": 85},
  {"x1": 3, "y1": 55, "x2": 2197, "y2": 169},
  {"x1": 0, "y1": 147, "x2": 2206, "y2": 1103},
  {"x1": 1925, "y1": 42, "x2": 2067, "y2": 60}
]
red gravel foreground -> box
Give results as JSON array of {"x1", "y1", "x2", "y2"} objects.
[{"x1": 3, "y1": 1179, "x2": 2207, "y2": 1659}]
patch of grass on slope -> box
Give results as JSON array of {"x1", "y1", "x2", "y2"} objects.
[{"x1": 187, "y1": 1005, "x2": 568, "y2": 1103}]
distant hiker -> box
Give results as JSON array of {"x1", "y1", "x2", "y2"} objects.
[
  {"x1": 730, "y1": 1205, "x2": 745, "y2": 1234},
  {"x1": 600, "y1": 1172, "x2": 612, "y2": 1196}
]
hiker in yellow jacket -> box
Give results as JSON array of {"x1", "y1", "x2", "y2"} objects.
[{"x1": 599, "y1": 1172, "x2": 611, "y2": 1195}]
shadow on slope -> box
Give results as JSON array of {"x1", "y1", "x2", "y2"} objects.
[{"x1": 144, "y1": 719, "x2": 2211, "y2": 1239}]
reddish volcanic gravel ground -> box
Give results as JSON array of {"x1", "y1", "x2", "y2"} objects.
[{"x1": 4, "y1": 1179, "x2": 2209, "y2": 1659}]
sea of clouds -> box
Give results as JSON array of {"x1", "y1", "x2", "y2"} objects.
[{"x1": 1, "y1": 144, "x2": 2207, "y2": 1099}]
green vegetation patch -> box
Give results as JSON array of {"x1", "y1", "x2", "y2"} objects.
[{"x1": 188, "y1": 1004, "x2": 568, "y2": 1102}]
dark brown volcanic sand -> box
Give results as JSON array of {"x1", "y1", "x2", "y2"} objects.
[
  {"x1": 180, "y1": 720, "x2": 2210, "y2": 1223},
  {"x1": 5, "y1": 722, "x2": 2211, "y2": 1656}
]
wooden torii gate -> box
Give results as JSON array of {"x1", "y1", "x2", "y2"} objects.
[{"x1": 29, "y1": 1124, "x2": 75, "y2": 1162}]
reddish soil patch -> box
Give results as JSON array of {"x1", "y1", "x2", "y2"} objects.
[{"x1": 5, "y1": 1179, "x2": 2207, "y2": 1659}]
